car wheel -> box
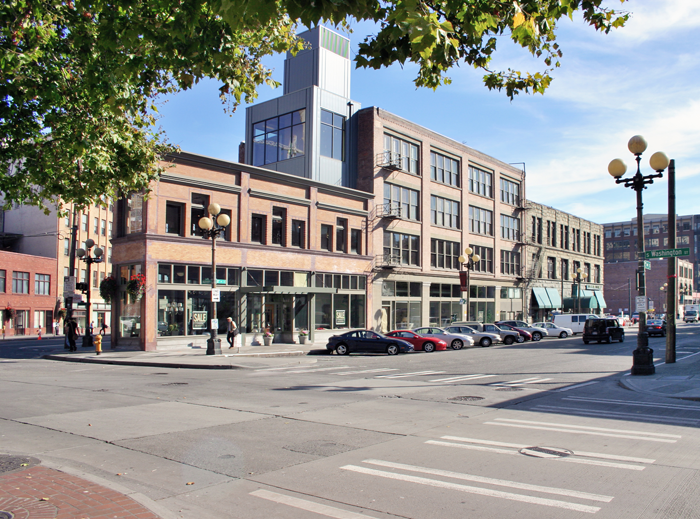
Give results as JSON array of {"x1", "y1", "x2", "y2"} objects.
[
  {"x1": 451, "y1": 339, "x2": 464, "y2": 350},
  {"x1": 423, "y1": 342, "x2": 435, "y2": 353},
  {"x1": 335, "y1": 343, "x2": 349, "y2": 355},
  {"x1": 532, "y1": 332, "x2": 542, "y2": 341},
  {"x1": 479, "y1": 337, "x2": 492, "y2": 347},
  {"x1": 583, "y1": 339, "x2": 589, "y2": 344},
  {"x1": 619, "y1": 335, "x2": 625, "y2": 342},
  {"x1": 387, "y1": 344, "x2": 399, "y2": 356},
  {"x1": 605, "y1": 336, "x2": 611, "y2": 344},
  {"x1": 503, "y1": 336, "x2": 515, "y2": 345},
  {"x1": 516, "y1": 335, "x2": 525, "y2": 344},
  {"x1": 559, "y1": 331, "x2": 568, "y2": 339}
]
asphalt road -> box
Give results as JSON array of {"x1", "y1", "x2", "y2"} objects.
[{"x1": 2, "y1": 328, "x2": 700, "y2": 519}]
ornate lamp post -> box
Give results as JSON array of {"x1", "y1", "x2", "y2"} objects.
[
  {"x1": 660, "y1": 283, "x2": 668, "y2": 315},
  {"x1": 608, "y1": 135, "x2": 669, "y2": 375},
  {"x1": 198, "y1": 203, "x2": 230, "y2": 356},
  {"x1": 574, "y1": 268, "x2": 588, "y2": 314},
  {"x1": 458, "y1": 246, "x2": 480, "y2": 321},
  {"x1": 76, "y1": 239, "x2": 103, "y2": 348}
]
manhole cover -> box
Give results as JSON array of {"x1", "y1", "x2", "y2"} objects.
[
  {"x1": 163, "y1": 382, "x2": 188, "y2": 386},
  {"x1": 495, "y1": 387, "x2": 523, "y2": 391},
  {"x1": 0, "y1": 497, "x2": 56, "y2": 519},
  {"x1": 0, "y1": 455, "x2": 40, "y2": 475},
  {"x1": 448, "y1": 396, "x2": 484, "y2": 402},
  {"x1": 520, "y1": 446, "x2": 573, "y2": 458},
  {"x1": 0, "y1": 511, "x2": 13, "y2": 519}
]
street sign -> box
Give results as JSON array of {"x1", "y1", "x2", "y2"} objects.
[
  {"x1": 644, "y1": 260, "x2": 651, "y2": 270},
  {"x1": 63, "y1": 276, "x2": 76, "y2": 298},
  {"x1": 211, "y1": 288, "x2": 220, "y2": 302},
  {"x1": 645, "y1": 247, "x2": 690, "y2": 259},
  {"x1": 635, "y1": 296, "x2": 647, "y2": 312}
]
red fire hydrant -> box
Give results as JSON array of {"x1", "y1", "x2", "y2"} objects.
[{"x1": 94, "y1": 333, "x2": 102, "y2": 355}]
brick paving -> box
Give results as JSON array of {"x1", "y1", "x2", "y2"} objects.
[{"x1": 0, "y1": 465, "x2": 162, "y2": 519}]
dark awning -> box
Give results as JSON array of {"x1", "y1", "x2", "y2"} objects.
[{"x1": 239, "y1": 286, "x2": 338, "y2": 294}]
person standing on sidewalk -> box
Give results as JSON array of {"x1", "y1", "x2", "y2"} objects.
[
  {"x1": 226, "y1": 317, "x2": 238, "y2": 349},
  {"x1": 65, "y1": 318, "x2": 79, "y2": 352}
]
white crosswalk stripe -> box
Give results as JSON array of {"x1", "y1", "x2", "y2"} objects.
[
  {"x1": 376, "y1": 370, "x2": 445, "y2": 378},
  {"x1": 430, "y1": 374, "x2": 496, "y2": 382},
  {"x1": 338, "y1": 368, "x2": 398, "y2": 376},
  {"x1": 533, "y1": 405, "x2": 700, "y2": 426},
  {"x1": 250, "y1": 489, "x2": 380, "y2": 519},
  {"x1": 490, "y1": 377, "x2": 552, "y2": 387}
]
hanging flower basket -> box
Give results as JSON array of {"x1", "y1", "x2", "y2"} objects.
[
  {"x1": 3, "y1": 304, "x2": 15, "y2": 322},
  {"x1": 56, "y1": 308, "x2": 67, "y2": 321},
  {"x1": 99, "y1": 275, "x2": 118, "y2": 303},
  {"x1": 126, "y1": 273, "x2": 146, "y2": 303}
]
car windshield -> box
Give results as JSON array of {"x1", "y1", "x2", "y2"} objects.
[{"x1": 647, "y1": 320, "x2": 663, "y2": 325}]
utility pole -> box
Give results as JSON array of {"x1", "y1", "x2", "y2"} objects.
[{"x1": 666, "y1": 159, "x2": 677, "y2": 363}]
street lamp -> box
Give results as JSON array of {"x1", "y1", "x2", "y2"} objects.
[
  {"x1": 609, "y1": 135, "x2": 669, "y2": 375},
  {"x1": 458, "y1": 246, "x2": 480, "y2": 321},
  {"x1": 574, "y1": 267, "x2": 588, "y2": 314},
  {"x1": 198, "y1": 203, "x2": 230, "y2": 356},
  {"x1": 76, "y1": 239, "x2": 103, "y2": 348}
]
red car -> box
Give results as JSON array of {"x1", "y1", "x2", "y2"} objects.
[
  {"x1": 386, "y1": 330, "x2": 448, "y2": 352},
  {"x1": 495, "y1": 323, "x2": 532, "y2": 342}
]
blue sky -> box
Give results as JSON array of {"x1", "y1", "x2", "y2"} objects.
[{"x1": 157, "y1": 0, "x2": 699, "y2": 225}]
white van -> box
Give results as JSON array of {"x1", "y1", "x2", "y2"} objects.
[{"x1": 552, "y1": 314, "x2": 598, "y2": 335}]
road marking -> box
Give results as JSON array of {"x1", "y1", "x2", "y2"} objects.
[
  {"x1": 486, "y1": 418, "x2": 679, "y2": 442},
  {"x1": 490, "y1": 377, "x2": 551, "y2": 387},
  {"x1": 557, "y1": 381, "x2": 599, "y2": 392},
  {"x1": 565, "y1": 395, "x2": 700, "y2": 412},
  {"x1": 337, "y1": 368, "x2": 398, "y2": 375},
  {"x1": 533, "y1": 405, "x2": 700, "y2": 426},
  {"x1": 362, "y1": 459, "x2": 613, "y2": 502},
  {"x1": 430, "y1": 374, "x2": 496, "y2": 382},
  {"x1": 283, "y1": 366, "x2": 354, "y2": 374},
  {"x1": 376, "y1": 370, "x2": 445, "y2": 378},
  {"x1": 340, "y1": 465, "x2": 601, "y2": 513},
  {"x1": 254, "y1": 365, "x2": 348, "y2": 372},
  {"x1": 250, "y1": 489, "x2": 380, "y2": 519}
]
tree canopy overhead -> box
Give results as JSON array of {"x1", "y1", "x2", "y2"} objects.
[{"x1": 1, "y1": 0, "x2": 628, "y2": 211}]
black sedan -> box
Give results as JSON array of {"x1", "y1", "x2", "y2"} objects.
[
  {"x1": 647, "y1": 319, "x2": 667, "y2": 337},
  {"x1": 326, "y1": 330, "x2": 414, "y2": 355}
]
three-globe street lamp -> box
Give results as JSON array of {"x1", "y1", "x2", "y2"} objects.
[
  {"x1": 76, "y1": 239, "x2": 103, "y2": 348},
  {"x1": 608, "y1": 135, "x2": 669, "y2": 375},
  {"x1": 458, "y1": 247, "x2": 480, "y2": 321},
  {"x1": 574, "y1": 267, "x2": 588, "y2": 314},
  {"x1": 198, "y1": 203, "x2": 231, "y2": 356}
]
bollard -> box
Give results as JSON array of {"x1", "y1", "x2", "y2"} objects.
[{"x1": 94, "y1": 334, "x2": 102, "y2": 355}]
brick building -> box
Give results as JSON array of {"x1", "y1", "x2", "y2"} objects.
[
  {"x1": 0, "y1": 251, "x2": 58, "y2": 336},
  {"x1": 522, "y1": 201, "x2": 605, "y2": 321}
]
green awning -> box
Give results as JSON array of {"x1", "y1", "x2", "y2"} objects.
[
  {"x1": 532, "y1": 287, "x2": 553, "y2": 308},
  {"x1": 545, "y1": 288, "x2": 562, "y2": 308},
  {"x1": 593, "y1": 291, "x2": 607, "y2": 309}
]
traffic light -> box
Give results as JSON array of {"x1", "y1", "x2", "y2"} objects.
[{"x1": 76, "y1": 282, "x2": 88, "y2": 292}]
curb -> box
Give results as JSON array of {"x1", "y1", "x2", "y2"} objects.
[{"x1": 43, "y1": 354, "x2": 239, "y2": 369}]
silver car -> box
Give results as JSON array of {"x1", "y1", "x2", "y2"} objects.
[
  {"x1": 444, "y1": 325, "x2": 500, "y2": 347},
  {"x1": 532, "y1": 322, "x2": 573, "y2": 339},
  {"x1": 412, "y1": 326, "x2": 475, "y2": 350}
]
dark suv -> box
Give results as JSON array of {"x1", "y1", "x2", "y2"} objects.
[{"x1": 582, "y1": 318, "x2": 625, "y2": 344}]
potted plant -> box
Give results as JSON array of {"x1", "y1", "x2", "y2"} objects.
[
  {"x1": 126, "y1": 273, "x2": 146, "y2": 303},
  {"x1": 99, "y1": 275, "x2": 118, "y2": 303},
  {"x1": 3, "y1": 304, "x2": 15, "y2": 323},
  {"x1": 298, "y1": 329, "x2": 309, "y2": 345},
  {"x1": 263, "y1": 329, "x2": 273, "y2": 346}
]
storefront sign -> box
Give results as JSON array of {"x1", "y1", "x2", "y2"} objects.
[
  {"x1": 192, "y1": 311, "x2": 208, "y2": 329},
  {"x1": 335, "y1": 309, "x2": 346, "y2": 326},
  {"x1": 211, "y1": 289, "x2": 220, "y2": 302}
]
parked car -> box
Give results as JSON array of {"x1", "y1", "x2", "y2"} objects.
[
  {"x1": 495, "y1": 323, "x2": 532, "y2": 342},
  {"x1": 444, "y1": 325, "x2": 501, "y2": 347},
  {"x1": 532, "y1": 322, "x2": 574, "y2": 339},
  {"x1": 646, "y1": 319, "x2": 667, "y2": 337},
  {"x1": 412, "y1": 326, "x2": 475, "y2": 350},
  {"x1": 496, "y1": 320, "x2": 548, "y2": 341},
  {"x1": 386, "y1": 330, "x2": 448, "y2": 352},
  {"x1": 582, "y1": 318, "x2": 625, "y2": 344},
  {"x1": 551, "y1": 314, "x2": 599, "y2": 335},
  {"x1": 326, "y1": 330, "x2": 414, "y2": 355},
  {"x1": 452, "y1": 322, "x2": 520, "y2": 345}
]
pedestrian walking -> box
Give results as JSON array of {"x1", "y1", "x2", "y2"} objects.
[
  {"x1": 100, "y1": 322, "x2": 108, "y2": 335},
  {"x1": 65, "y1": 319, "x2": 79, "y2": 352},
  {"x1": 226, "y1": 317, "x2": 239, "y2": 349},
  {"x1": 89, "y1": 321, "x2": 95, "y2": 336}
]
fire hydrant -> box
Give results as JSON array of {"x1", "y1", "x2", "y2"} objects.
[{"x1": 94, "y1": 333, "x2": 102, "y2": 355}]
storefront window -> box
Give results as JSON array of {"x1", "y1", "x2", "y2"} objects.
[
  {"x1": 334, "y1": 294, "x2": 349, "y2": 328},
  {"x1": 158, "y1": 290, "x2": 185, "y2": 336},
  {"x1": 351, "y1": 295, "x2": 366, "y2": 328},
  {"x1": 187, "y1": 290, "x2": 210, "y2": 335},
  {"x1": 316, "y1": 293, "x2": 332, "y2": 329}
]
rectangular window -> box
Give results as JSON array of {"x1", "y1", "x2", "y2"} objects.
[
  {"x1": 430, "y1": 151, "x2": 460, "y2": 187},
  {"x1": 564, "y1": 225, "x2": 570, "y2": 249},
  {"x1": 109, "y1": 222, "x2": 113, "y2": 237},
  {"x1": 336, "y1": 218, "x2": 347, "y2": 253},
  {"x1": 384, "y1": 231, "x2": 420, "y2": 266},
  {"x1": 291, "y1": 220, "x2": 305, "y2": 248},
  {"x1": 271, "y1": 207, "x2": 286, "y2": 246},
  {"x1": 64, "y1": 238, "x2": 70, "y2": 256},
  {"x1": 34, "y1": 274, "x2": 50, "y2": 295},
  {"x1": 0, "y1": 270, "x2": 4, "y2": 293},
  {"x1": 92, "y1": 270, "x2": 98, "y2": 288},
  {"x1": 500, "y1": 178, "x2": 520, "y2": 206},
  {"x1": 384, "y1": 183, "x2": 419, "y2": 220},
  {"x1": 12, "y1": 271, "x2": 29, "y2": 294},
  {"x1": 190, "y1": 193, "x2": 209, "y2": 237},
  {"x1": 500, "y1": 214, "x2": 520, "y2": 241},
  {"x1": 101, "y1": 219, "x2": 106, "y2": 236},
  {"x1": 469, "y1": 245, "x2": 493, "y2": 273},
  {"x1": 384, "y1": 134, "x2": 419, "y2": 174},
  {"x1": 468, "y1": 165, "x2": 493, "y2": 198},
  {"x1": 93, "y1": 217, "x2": 99, "y2": 234},
  {"x1": 469, "y1": 206, "x2": 493, "y2": 236},
  {"x1": 253, "y1": 109, "x2": 306, "y2": 166},
  {"x1": 500, "y1": 250, "x2": 521, "y2": 276},
  {"x1": 595, "y1": 264, "x2": 601, "y2": 283},
  {"x1": 431, "y1": 196, "x2": 460, "y2": 229},
  {"x1": 321, "y1": 224, "x2": 333, "y2": 251},
  {"x1": 430, "y1": 239, "x2": 460, "y2": 270},
  {"x1": 547, "y1": 257, "x2": 556, "y2": 279},
  {"x1": 165, "y1": 202, "x2": 184, "y2": 235},
  {"x1": 320, "y1": 109, "x2": 345, "y2": 160},
  {"x1": 351, "y1": 229, "x2": 362, "y2": 254},
  {"x1": 251, "y1": 215, "x2": 265, "y2": 244},
  {"x1": 81, "y1": 213, "x2": 88, "y2": 231},
  {"x1": 561, "y1": 259, "x2": 569, "y2": 280}
]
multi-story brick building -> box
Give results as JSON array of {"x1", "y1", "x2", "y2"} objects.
[
  {"x1": 0, "y1": 251, "x2": 58, "y2": 336},
  {"x1": 522, "y1": 201, "x2": 605, "y2": 321}
]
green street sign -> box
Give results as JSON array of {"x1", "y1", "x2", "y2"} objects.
[
  {"x1": 645, "y1": 247, "x2": 690, "y2": 259},
  {"x1": 644, "y1": 260, "x2": 651, "y2": 270}
]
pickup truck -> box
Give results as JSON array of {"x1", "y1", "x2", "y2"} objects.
[{"x1": 451, "y1": 321, "x2": 521, "y2": 345}]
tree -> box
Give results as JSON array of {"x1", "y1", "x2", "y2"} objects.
[{"x1": 1, "y1": 0, "x2": 628, "y2": 211}]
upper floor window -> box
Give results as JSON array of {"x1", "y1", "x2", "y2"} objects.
[
  {"x1": 12, "y1": 271, "x2": 29, "y2": 294},
  {"x1": 430, "y1": 151, "x2": 459, "y2": 187},
  {"x1": 253, "y1": 109, "x2": 306, "y2": 166},
  {"x1": 384, "y1": 231, "x2": 420, "y2": 266},
  {"x1": 64, "y1": 238, "x2": 70, "y2": 256},
  {"x1": 431, "y1": 196, "x2": 460, "y2": 229},
  {"x1": 321, "y1": 224, "x2": 333, "y2": 251},
  {"x1": 469, "y1": 206, "x2": 493, "y2": 236},
  {"x1": 251, "y1": 215, "x2": 266, "y2": 244},
  {"x1": 384, "y1": 183, "x2": 419, "y2": 220},
  {"x1": 291, "y1": 220, "x2": 305, "y2": 248},
  {"x1": 500, "y1": 250, "x2": 520, "y2": 276},
  {"x1": 547, "y1": 257, "x2": 556, "y2": 279},
  {"x1": 500, "y1": 214, "x2": 520, "y2": 241},
  {"x1": 81, "y1": 213, "x2": 88, "y2": 231},
  {"x1": 469, "y1": 245, "x2": 493, "y2": 273},
  {"x1": 94, "y1": 217, "x2": 99, "y2": 234},
  {"x1": 384, "y1": 134, "x2": 419, "y2": 174},
  {"x1": 500, "y1": 178, "x2": 520, "y2": 206},
  {"x1": 321, "y1": 110, "x2": 344, "y2": 160},
  {"x1": 272, "y1": 207, "x2": 286, "y2": 246},
  {"x1": 165, "y1": 202, "x2": 184, "y2": 236},
  {"x1": 431, "y1": 239, "x2": 460, "y2": 270},
  {"x1": 351, "y1": 229, "x2": 362, "y2": 255},
  {"x1": 336, "y1": 218, "x2": 347, "y2": 253},
  {"x1": 34, "y1": 274, "x2": 50, "y2": 295},
  {"x1": 469, "y1": 166, "x2": 493, "y2": 198},
  {"x1": 0, "y1": 269, "x2": 5, "y2": 293}
]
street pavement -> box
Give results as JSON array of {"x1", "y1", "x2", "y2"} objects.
[{"x1": 2, "y1": 326, "x2": 699, "y2": 518}]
